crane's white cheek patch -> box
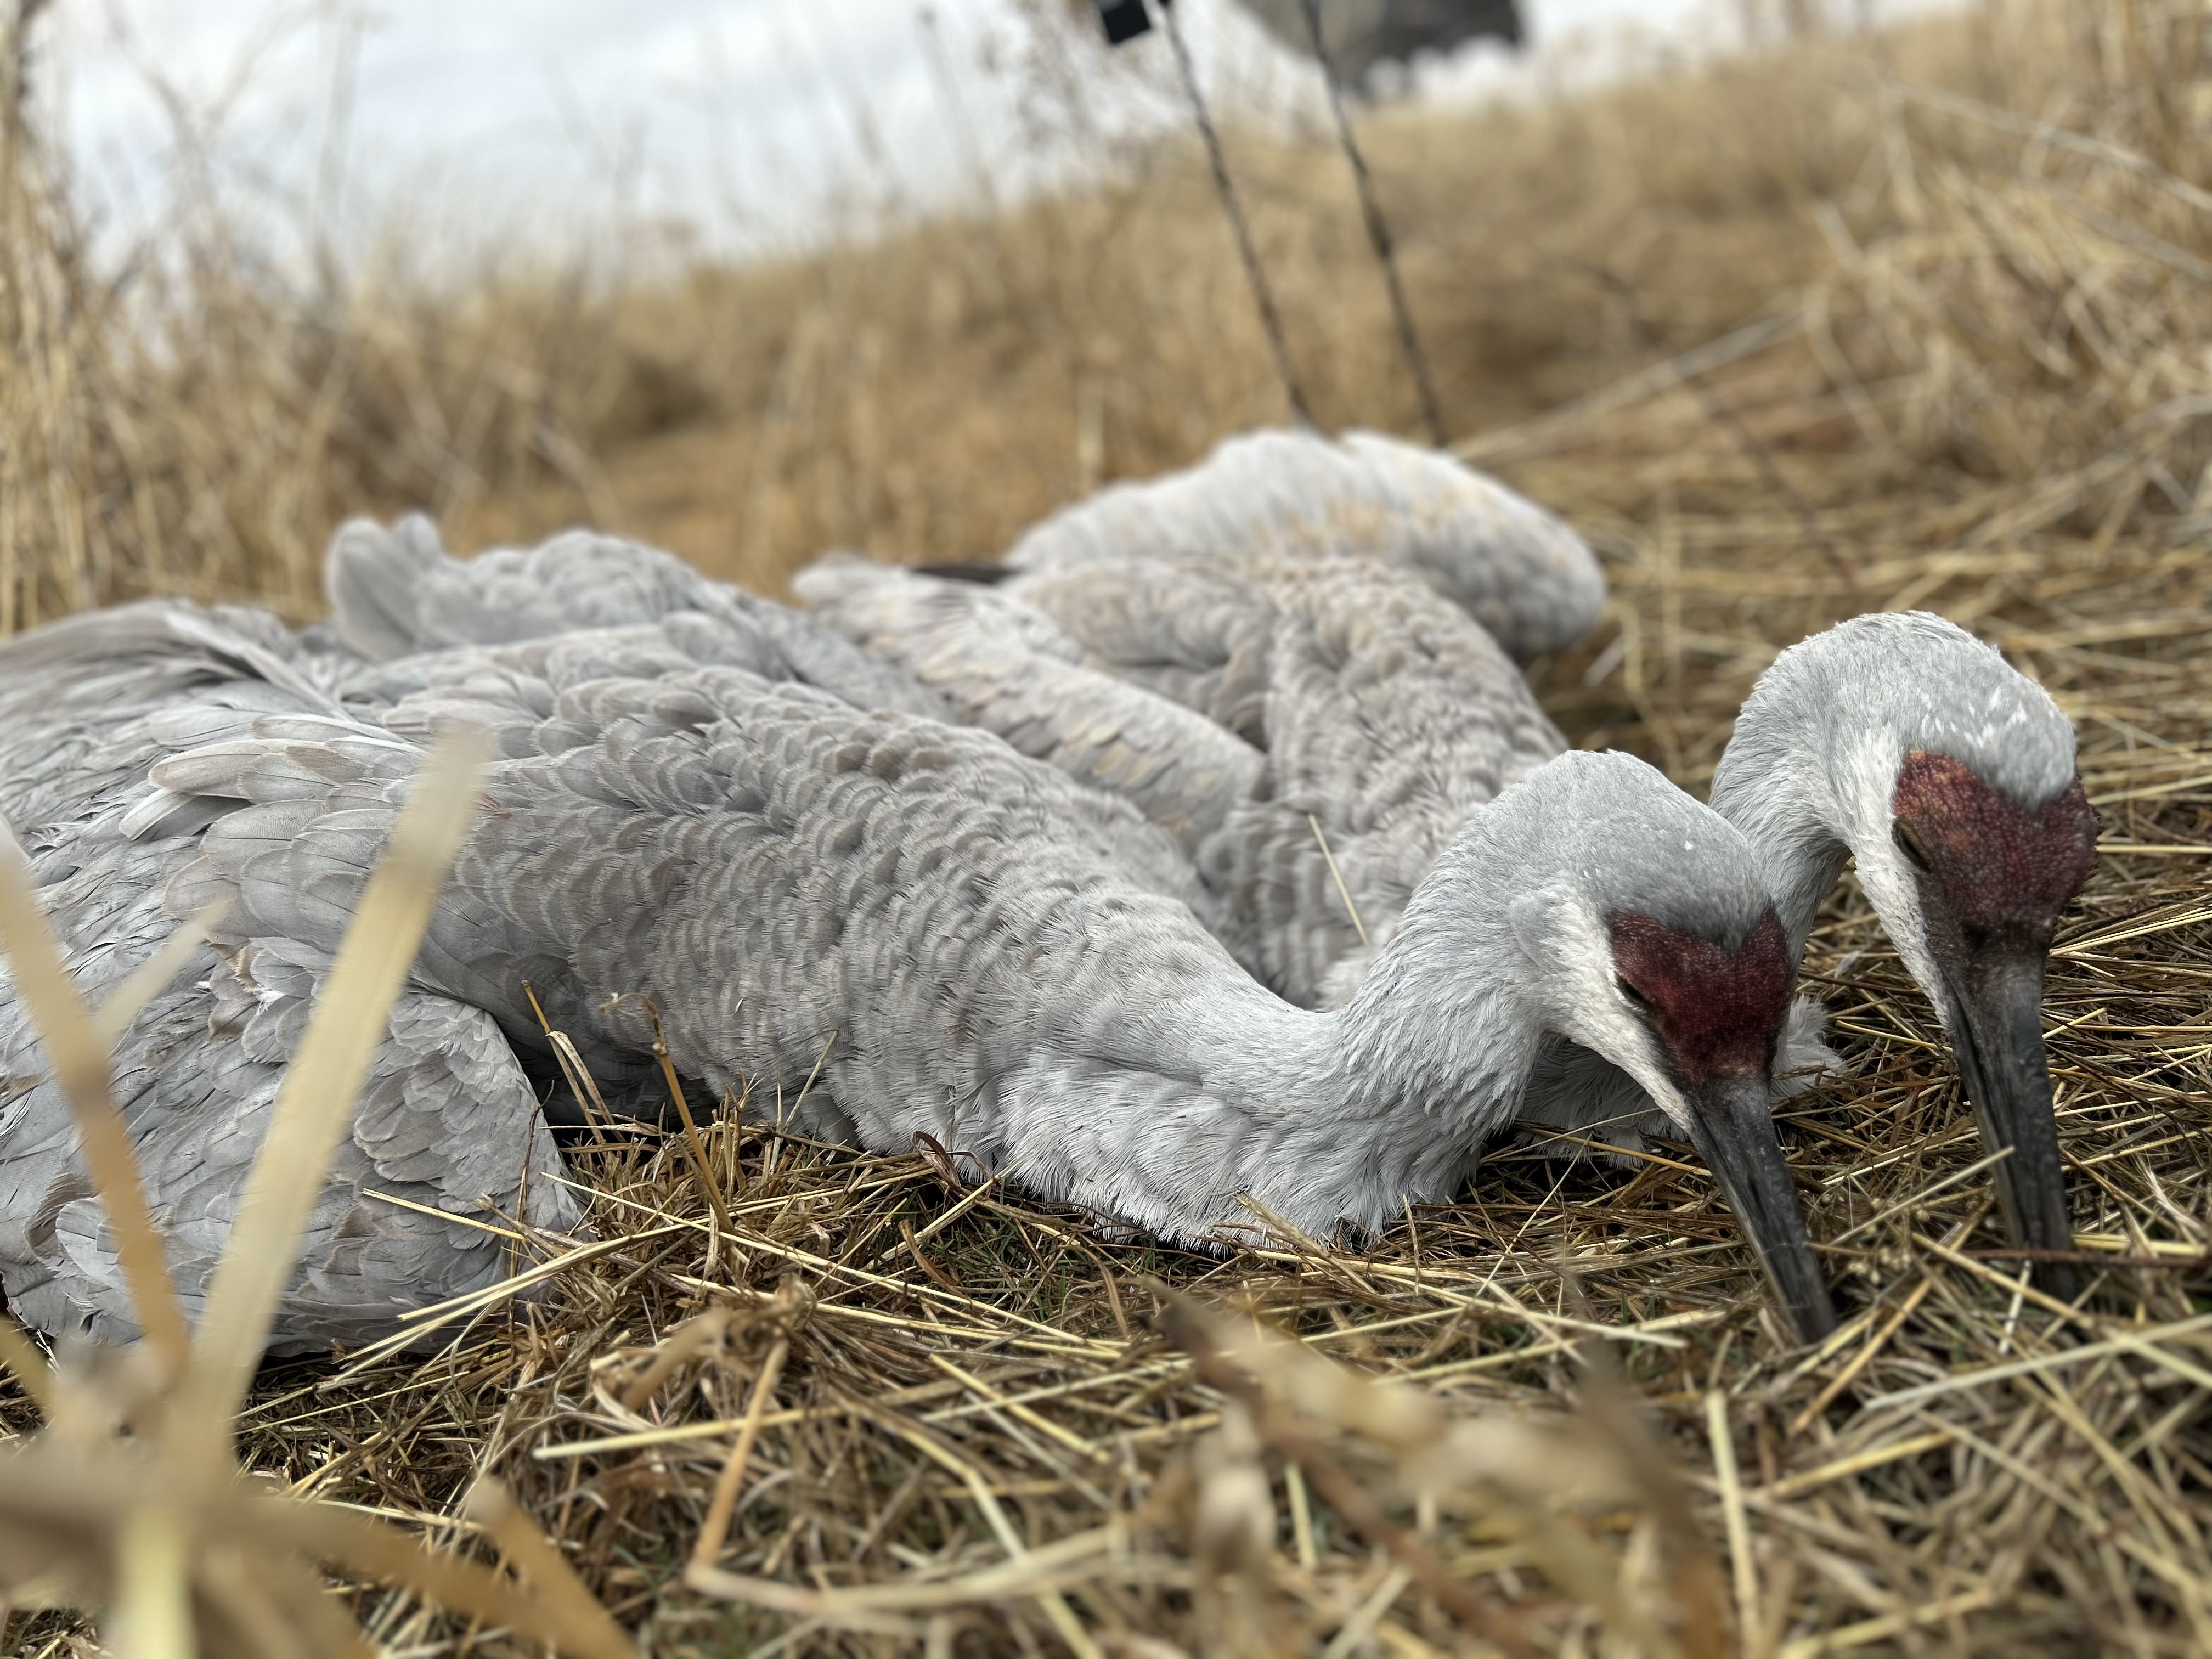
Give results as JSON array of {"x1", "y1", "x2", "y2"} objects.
[
  {"x1": 1519, "y1": 893, "x2": 1693, "y2": 1132},
  {"x1": 1854, "y1": 841, "x2": 1941, "y2": 1004}
]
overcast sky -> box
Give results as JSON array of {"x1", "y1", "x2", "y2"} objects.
[{"x1": 38, "y1": 0, "x2": 1934, "y2": 258}]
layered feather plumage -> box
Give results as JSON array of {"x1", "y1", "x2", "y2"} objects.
[{"x1": 0, "y1": 604, "x2": 577, "y2": 1352}]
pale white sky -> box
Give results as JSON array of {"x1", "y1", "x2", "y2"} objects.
[{"x1": 37, "y1": 0, "x2": 1938, "y2": 259}]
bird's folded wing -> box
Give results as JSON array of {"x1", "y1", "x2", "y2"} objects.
[
  {"x1": 327, "y1": 518, "x2": 951, "y2": 719},
  {"x1": 324, "y1": 514, "x2": 450, "y2": 660},
  {"x1": 18, "y1": 962, "x2": 578, "y2": 1355},
  {"x1": 0, "y1": 864, "x2": 574, "y2": 1356},
  {"x1": 797, "y1": 557, "x2": 1265, "y2": 848},
  {"x1": 1001, "y1": 425, "x2": 1607, "y2": 662},
  {"x1": 1002, "y1": 557, "x2": 1275, "y2": 744},
  {"x1": 1335, "y1": 430, "x2": 1608, "y2": 660}
]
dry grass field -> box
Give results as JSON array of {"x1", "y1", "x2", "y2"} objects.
[{"x1": 4, "y1": 0, "x2": 2212, "y2": 1653}]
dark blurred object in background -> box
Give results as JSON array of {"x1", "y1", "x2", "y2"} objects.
[
  {"x1": 1094, "y1": 0, "x2": 1156, "y2": 44},
  {"x1": 1090, "y1": 2, "x2": 1525, "y2": 92},
  {"x1": 1239, "y1": 2, "x2": 1527, "y2": 90}
]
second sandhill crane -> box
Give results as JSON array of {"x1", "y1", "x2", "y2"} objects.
[{"x1": 2, "y1": 595, "x2": 1838, "y2": 1342}]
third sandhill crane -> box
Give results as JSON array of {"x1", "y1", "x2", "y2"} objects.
[{"x1": 944, "y1": 427, "x2": 1607, "y2": 664}]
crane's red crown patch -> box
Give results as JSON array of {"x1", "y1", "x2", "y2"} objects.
[
  {"x1": 1609, "y1": 909, "x2": 1792, "y2": 1084},
  {"x1": 1891, "y1": 751, "x2": 2097, "y2": 933}
]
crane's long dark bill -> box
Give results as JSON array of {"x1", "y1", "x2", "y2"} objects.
[
  {"x1": 1688, "y1": 1074, "x2": 1836, "y2": 1344},
  {"x1": 1947, "y1": 949, "x2": 2078, "y2": 1301}
]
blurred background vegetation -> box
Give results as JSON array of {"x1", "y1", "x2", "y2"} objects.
[{"x1": 5, "y1": 0, "x2": 2200, "y2": 633}]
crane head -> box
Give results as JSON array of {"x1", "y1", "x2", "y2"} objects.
[
  {"x1": 1713, "y1": 610, "x2": 2098, "y2": 1301},
  {"x1": 1868, "y1": 748, "x2": 2098, "y2": 1296},
  {"x1": 1607, "y1": 907, "x2": 1836, "y2": 1344},
  {"x1": 1466, "y1": 751, "x2": 1835, "y2": 1343}
]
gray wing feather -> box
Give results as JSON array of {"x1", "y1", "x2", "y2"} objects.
[
  {"x1": 325, "y1": 514, "x2": 449, "y2": 659},
  {"x1": 1167, "y1": 557, "x2": 1565, "y2": 1005},
  {"x1": 25, "y1": 957, "x2": 575, "y2": 1356},
  {"x1": 996, "y1": 557, "x2": 1276, "y2": 741},
  {"x1": 326, "y1": 517, "x2": 951, "y2": 719}
]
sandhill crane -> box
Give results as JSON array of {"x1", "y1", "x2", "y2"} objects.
[
  {"x1": 1711, "y1": 612, "x2": 2096, "y2": 1290},
  {"x1": 808, "y1": 555, "x2": 2095, "y2": 1289},
  {"x1": 326, "y1": 473, "x2": 2088, "y2": 1287},
  {"x1": 0, "y1": 595, "x2": 1836, "y2": 1344},
  {"x1": 0, "y1": 602, "x2": 577, "y2": 1351}
]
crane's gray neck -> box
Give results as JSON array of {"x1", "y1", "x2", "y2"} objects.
[
  {"x1": 1708, "y1": 736, "x2": 1855, "y2": 957},
  {"x1": 1030, "y1": 873, "x2": 1543, "y2": 1243},
  {"x1": 1327, "y1": 847, "x2": 1539, "y2": 1120}
]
